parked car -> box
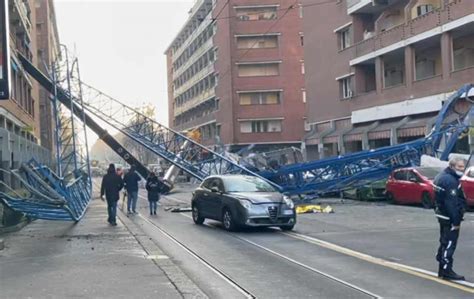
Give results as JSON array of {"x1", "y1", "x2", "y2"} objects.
[
  {"x1": 191, "y1": 175, "x2": 296, "y2": 231},
  {"x1": 386, "y1": 167, "x2": 443, "y2": 208},
  {"x1": 342, "y1": 180, "x2": 387, "y2": 201},
  {"x1": 459, "y1": 166, "x2": 474, "y2": 207}
]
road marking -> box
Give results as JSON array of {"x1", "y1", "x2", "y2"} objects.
[
  {"x1": 283, "y1": 232, "x2": 474, "y2": 293},
  {"x1": 179, "y1": 213, "x2": 380, "y2": 298},
  {"x1": 138, "y1": 214, "x2": 256, "y2": 299},
  {"x1": 181, "y1": 213, "x2": 474, "y2": 292}
]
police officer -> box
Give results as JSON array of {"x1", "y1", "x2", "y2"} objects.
[{"x1": 433, "y1": 157, "x2": 467, "y2": 281}]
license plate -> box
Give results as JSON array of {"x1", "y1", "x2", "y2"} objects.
[{"x1": 282, "y1": 210, "x2": 294, "y2": 215}]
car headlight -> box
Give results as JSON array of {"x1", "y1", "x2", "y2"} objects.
[
  {"x1": 239, "y1": 199, "x2": 252, "y2": 209},
  {"x1": 283, "y1": 195, "x2": 294, "y2": 209}
]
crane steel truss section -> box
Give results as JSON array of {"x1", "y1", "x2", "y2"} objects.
[
  {"x1": 259, "y1": 84, "x2": 474, "y2": 196},
  {"x1": 0, "y1": 49, "x2": 93, "y2": 221},
  {"x1": 75, "y1": 81, "x2": 268, "y2": 182}
]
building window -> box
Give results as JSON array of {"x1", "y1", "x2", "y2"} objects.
[
  {"x1": 236, "y1": 35, "x2": 278, "y2": 49},
  {"x1": 416, "y1": 4, "x2": 433, "y2": 17},
  {"x1": 299, "y1": 4, "x2": 303, "y2": 18},
  {"x1": 235, "y1": 6, "x2": 277, "y2": 21},
  {"x1": 302, "y1": 89, "x2": 306, "y2": 103},
  {"x1": 301, "y1": 61, "x2": 305, "y2": 74},
  {"x1": 339, "y1": 77, "x2": 353, "y2": 99},
  {"x1": 453, "y1": 34, "x2": 474, "y2": 71},
  {"x1": 300, "y1": 34, "x2": 304, "y2": 46},
  {"x1": 415, "y1": 44, "x2": 441, "y2": 80},
  {"x1": 240, "y1": 120, "x2": 282, "y2": 133},
  {"x1": 239, "y1": 91, "x2": 281, "y2": 105},
  {"x1": 237, "y1": 62, "x2": 280, "y2": 77},
  {"x1": 339, "y1": 26, "x2": 352, "y2": 50},
  {"x1": 383, "y1": 52, "x2": 405, "y2": 88}
]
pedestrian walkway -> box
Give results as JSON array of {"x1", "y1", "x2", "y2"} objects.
[{"x1": 0, "y1": 198, "x2": 206, "y2": 298}]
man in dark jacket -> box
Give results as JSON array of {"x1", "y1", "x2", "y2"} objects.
[
  {"x1": 123, "y1": 165, "x2": 141, "y2": 214},
  {"x1": 433, "y1": 157, "x2": 467, "y2": 281},
  {"x1": 100, "y1": 164, "x2": 124, "y2": 226}
]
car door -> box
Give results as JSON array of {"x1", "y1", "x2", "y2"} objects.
[
  {"x1": 405, "y1": 171, "x2": 422, "y2": 203},
  {"x1": 391, "y1": 170, "x2": 407, "y2": 202},
  {"x1": 198, "y1": 178, "x2": 215, "y2": 218},
  {"x1": 207, "y1": 178, "x2": 225, "y2": 218},
  {"x1": 460, "y1": 167, "x2": 474, "y2": 202}
]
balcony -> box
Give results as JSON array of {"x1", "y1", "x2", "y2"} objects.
[
  {"x1": 351, "y1": 0, "x2": 473, "y2": 63},
  {"x1": 174, "y1": 88, "x2": 215, "y2": 116},
  {"x1": 172, "y1": 38, "x2": 214, "y2": 79},
  {"x1": 174, "y1": 112, "x2": 216, "y2": 132},
  {"x1": 173, "y1": 64, "x2": 214, "y2": 96},
  {"x1": 10, "y1": 0, "x2": 31, "y2": 42},
  {"x1": 347, "y1": 0, "x2": 400, "y2": 15}
]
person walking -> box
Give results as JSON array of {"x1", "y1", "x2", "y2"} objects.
[
  {"x1": 146, "y1": 171, "x2": 162, "y2": 216},
  {"x1": 433, "y1": 157, "x2": 467, "y2": 281},
  {"x1": 123, "y1": 165, "x2": 141, "y2": 214},
  {"x1": 100, "y1": 164, "x2": 124, "y2": 226}
]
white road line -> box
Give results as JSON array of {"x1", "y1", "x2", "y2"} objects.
[
  {"x1": 284, "y1": 232, "x2": 474, "y2": 292},
  {"x1": 138, "y1": 214, "x2": 255, "y2": 299},
  {"x1": 179, "y1": 213, "x2": 380, "y2": 298}
]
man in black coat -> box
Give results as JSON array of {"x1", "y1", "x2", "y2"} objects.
[
  {"x1": 433, "y1": 157, "x2": 467, "y2": 281},
  {"x1": 123, "y1": 165, "x2": 141, "y2": 214},
  {"x1": 100, "y1": 164, "x2": 124, "y2": 226}
]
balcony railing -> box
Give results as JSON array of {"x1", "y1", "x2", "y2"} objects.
[
  {"x1": 174, "y1": 88, "x2": 216, "y2": 116},
  {"x1": 173, "y1": 63, "x2": 214, "y2": 96},
  {"x1": 174, "y1": 112, "x2": 216, "y2": 132},
  {"x1": 172, "y1": 38, "x2": 214, "y2": 80},
  {"x1": 352, "y1": 1, "x2": 471, "y2": 60},
  {"x1": 11, "y1": 0, "x2": 31, "y2": 39}
]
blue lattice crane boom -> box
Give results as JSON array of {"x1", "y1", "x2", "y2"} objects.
[
  {"x1": 21, "y1": 44, "x2": 474, "y2": 198},
  {"x1": 17, "y1": 54, "x2": 152, "y2": 182},
  {"x1": 259, "y1": 84, "x2": 474, "y2": 196}
]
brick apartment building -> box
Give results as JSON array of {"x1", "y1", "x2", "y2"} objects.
[
  {"x1": 0, "y1": 0, "x2": 58, "y2": 169},
  {"x1": 302, "y1": 0, "x2": 474, "y2": 160},
  {"x1": 166, "y1": 0, "x2": 307, "y2": 152},
  {"x1": 35, "y1": 0, "x2": 60, "y2": 152}
]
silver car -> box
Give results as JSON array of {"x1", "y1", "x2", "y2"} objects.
[{"x1": 191, "y1": 175, "x2": 296, "y2": 231}]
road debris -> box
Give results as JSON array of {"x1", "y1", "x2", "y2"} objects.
[{"x1": 296, "y1": 205, "x2": 334, "y2": 214}]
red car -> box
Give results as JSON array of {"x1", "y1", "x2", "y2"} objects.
[
  {"x1": 386, "y1": 167, "x2": 443, "y2": 208},
  {"x1": 459, "y1": 167, "x2": 474, "y2": 207}
]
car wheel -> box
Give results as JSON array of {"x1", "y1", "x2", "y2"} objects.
[
  {"x1": 280, "y1": 225, "x2": 295, "y2": 231},
  {"x1": 386, "y1": 192, "x2": 396, "y2": 204},
  {"x1": 192, "y1": 204, "x2": 205, "y2": 225},
  {"x1": 421, "y1": 192, "x2": 433, "y2": 209},
  {"x1": 222, "y1": 208, "x2": 237, "y2": 231}
]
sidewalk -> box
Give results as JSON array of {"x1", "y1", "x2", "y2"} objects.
[{"x1": 0, "y1": 198, "x2": 207, "y2": 299}]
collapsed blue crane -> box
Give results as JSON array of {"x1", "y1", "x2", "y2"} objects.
[
  {"x1": 1, "y1": 50, "x2": 473, "y2": 220},
  {"x1": 70, "y1": 81, "x2": 474, "y2": 197}
]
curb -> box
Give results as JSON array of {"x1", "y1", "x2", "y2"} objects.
[{"x1": 117, "y1": 209, "x2": 208, "y2": 299}]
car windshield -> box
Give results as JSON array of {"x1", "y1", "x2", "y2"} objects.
[
  {"x1": 223, "y1": 176, "x2": 277, "y2": 193},
  {"x1": 416, "y1": 167, "x2": 444, "y2": 179}
]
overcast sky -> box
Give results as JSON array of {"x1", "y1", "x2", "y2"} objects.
[{"x1": 54, "y1": 0, "x2": 195, "y2": 146}]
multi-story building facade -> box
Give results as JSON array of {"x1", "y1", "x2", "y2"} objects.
[
  {"x1": 0, "y1": 0, "x2": 52, "y2": 172},
  {"x1": 302, "y1": 0, "x2": 474, "y2": 160},
  {"x1": 35, "y1": 0, "x2": 60, "y2": 152},
  {"x1": 1, "y1": 0, "x2": 39, "y2": 142},
  {"x1": 166, "y1": 0, "x2": 307, "y2": 152}
]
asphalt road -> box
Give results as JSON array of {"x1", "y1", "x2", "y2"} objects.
[{"x1": 124, "y1": 183, "x2": 473, "y2": 298}]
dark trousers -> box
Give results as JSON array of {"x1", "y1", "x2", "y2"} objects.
[
  {"x1": 107, "y1": 199, "x2": 118, "y2": 224},
  {"x1": 436, "y1": 219, "x2": 460, "y2": 271}
]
